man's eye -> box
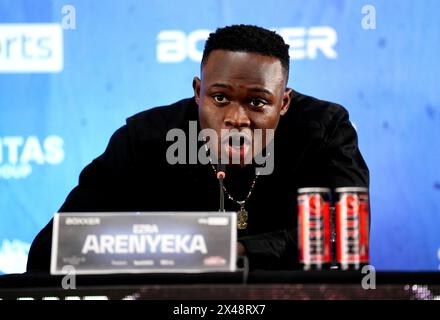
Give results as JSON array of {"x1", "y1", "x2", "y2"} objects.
[
  {"x1": 249, "y1": 99, "x2": 267, "y2": 108},
  {"x1": 213, "y1": 95, "x2": 228, "y2": 104}
]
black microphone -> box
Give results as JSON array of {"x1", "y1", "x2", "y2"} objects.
[{"x1": 216, "y1": 164, "x2": 226, "y2": 212}]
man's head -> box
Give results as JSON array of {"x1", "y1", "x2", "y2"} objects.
[{"x1": 193, "y1": 24, "x2": 292, "y2": 168}]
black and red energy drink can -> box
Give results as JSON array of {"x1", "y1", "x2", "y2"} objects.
[
  {"x1": 297, "y1": 188, "x2": 332, "y2": 270},
  {"x1": 335, "y1": 187, "x2": 370, "y2": 270}
]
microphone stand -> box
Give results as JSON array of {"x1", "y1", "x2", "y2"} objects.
[{"x1": 216, "y1": 164, "x2": 226, "y2": 212}]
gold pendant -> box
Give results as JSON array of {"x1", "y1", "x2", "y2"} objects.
[{"x1": 237, "y1": 207, "x2": 248, "y2": 230}]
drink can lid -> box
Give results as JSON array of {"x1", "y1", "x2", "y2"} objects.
[
  {"x1": 297, "y1": 187, "x2": 331, "y2": 194},
  {"x1": 335, "y1": 187, "x2": 368, "y2": 193}
]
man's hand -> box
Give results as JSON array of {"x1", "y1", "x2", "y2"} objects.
[{"x1": 237, "y1": 241, "x2": 246, "y2": 256}]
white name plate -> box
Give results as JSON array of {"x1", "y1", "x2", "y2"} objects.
[{"x1": 50, "y1": 212, "x2": 237, "y2": 275}]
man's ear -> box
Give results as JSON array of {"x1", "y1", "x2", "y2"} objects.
[
  {"x1": 193, "y1": 76, "x2": 201, "y2": 105},
  {"x1": 280, "y1": 87, "x2": 293, "y2": 116}
]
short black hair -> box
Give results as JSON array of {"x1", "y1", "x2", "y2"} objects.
[{"x1": 202, "y1": 24, "x2": 290, "y2": 76}]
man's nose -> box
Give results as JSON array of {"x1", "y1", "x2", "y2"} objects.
[{"x1": 224, "y1": 104, "x2": 251, "y2": 128}]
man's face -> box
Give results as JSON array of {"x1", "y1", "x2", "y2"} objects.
[{"x1": 193, "y1": 50, "x2": 292, "y2": 166}]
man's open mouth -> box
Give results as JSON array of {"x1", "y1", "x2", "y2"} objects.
[
  {"x1": 228, "y1": 135, "x2": 246, "y2": 147},
  {"x1": 221, "y1": 132, "x2": 252, "y2": 164},
  {"x1": 222, "y1": 132, "x2": 251, "y2": 146}
]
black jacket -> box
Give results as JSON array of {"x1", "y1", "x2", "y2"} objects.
[{"x1": 27, "y1": 91, "x2": 369, "y2": 272}]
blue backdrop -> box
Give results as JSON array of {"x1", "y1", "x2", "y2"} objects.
[{"x1": 1, "y1": 0, "x2": 439, "y2": 274}]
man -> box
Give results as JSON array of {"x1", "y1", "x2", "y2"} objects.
[{"x1": 27, "y1": 25, "x2": 369, "y2": 272}]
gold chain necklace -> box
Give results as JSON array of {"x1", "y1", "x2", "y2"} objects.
[{"x1": 204, "y1": 143, "x2": 259, "y2": 229}]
